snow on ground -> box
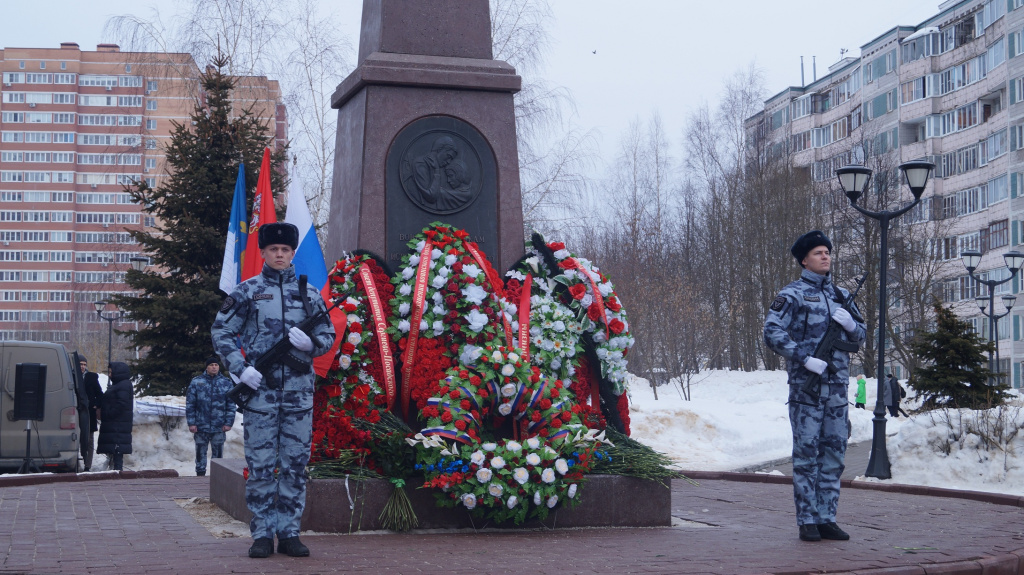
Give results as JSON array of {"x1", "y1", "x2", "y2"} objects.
[{"x1": 106, "y1": 370, "x2": 1024, "y2": 497}]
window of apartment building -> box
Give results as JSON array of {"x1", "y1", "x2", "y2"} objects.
[
  {"x1": 50, "y1": 231, "x2": 71, "y2": 242},
  {"x1": 145, "y1": 139, "x2": 156, "y2": 149},
  {"x1": 50, "y1": 211, "x2": 71, "y2": 223},
  {"x1": 76, "y1": 212, "x2": 115, "y2": 224},
  {"x1": 52, "y1": 93, "x2": 74, "y2": 104},
  {"x1": 0, "y1": 212, "x2": 21, "y2": 222},
  {"x1": 51, "y1": 152, "x2": 73, "y2": 163},
  {"x1": 52, "y1": 113, "x2": 74, "y2": 123},
  {"x1": 145, "y1": 119, "x2": 157, "y2": 130},
  {"x1": 119, "y1": 154, "x2": 141, "y2": 165},
  {"x1": 80, "y1": 134, "x2": 114, "y2": 146},
  {"x1": 0, "y1": 271, "x2": 19, "y2": 281},
  {"x1": 0, "y1": 193, "x2": 21, "y2": 202},
  {"x1": 24, "y1": 230, "x2": 48, "y2": 241},
  {"x1": 933, "y1": 236, "x2": 958, "y2": 260},
  {"x1": 118, "y1": 115, "x2": 142, "y2": 126},
  {"x1": 2, "y1": 93, "x2": 25, "y2": 104},
  {"x1": 116, "y1": 213, "x2": 140, "y2": 225},
  {"x1": 118, "y1": 96, "x2": 142, "y2": 107},
  {"x1": 145, "y1": 177, "x2": 156, "y2": 188},
  {"x1": 0, "y1": 251, "x2": 21, "y2": 262},
  {"x1": 53, "y1": 73, "x2": 74, "y2": 84},
  {"x1": 2, "y1": 112, "x2": 24, "y2": 123},
  {"x1": 22, "y1": 251, "x2": 48, "y2": 262},
  {"x1": 145, "y1": 158, "x2": 157, "y2": 170},
  {"x1": 24, "y1": 152, "x2": 49, "y2": 163},
  {"x1": 49, "y1": 252, "x2": 72, "y2": 263},
  {"x1": 53, "y1": 172, "x2": 74, "y2": 183},
  {"x1": 146, "y1": 100, "x2": 157, "y2": 111},
  {"x1": 0, "y1": 172, "x2": 23, "y2": 183},
  {"x1": 790, "y1": 130, "x2": 811, "y2": 153},
  {"x1": 49, "y1": 291, "x2": 70, "y2": 302},
  {"x1": 118, "y1": 135, "x2": 140, "y2": 147},
  {"x1": 0, "y1": 152, "x2": 22, "y2": 163},
  {"x1": 977, "y1": 0, "x2": 1007, "y2": 32},
  {"x1": 25, "y1": 74, "x2": 52, "y2": 84},
  {"x1": 864, "y1": 49, "x2": 897, "y2": 84},
  {"x1": 76, "y1": 192, "x2": 117, "y2": 204},
  {"x1": 77, "y1": 154, "x2": 117, "y2": 165},
  {"x1": 1, "y1": 291, "x2": 18, "y2": 301},
  {"x1": 0, "y1": 231, "x2": 20, "y2": 241},
  {"x1": 24, "y1": 172, "x2": 48, "y2": 183},
  {"x1": 80, "y1": 95, "x2": 116, "y2": 107},
  {"x1": 52, "y1": 132, "x2": 73, "y2": 143},
  {"x1": 24, "y1": 211, "x2": 49, "y2": 222},
  {"x1": 116, "y1": 175, "x2": 140, "y2": 186},
  {"x1": 24, "y1": 132, "x2": 50, "y2": 143},
  {"x1": 2, "y1": 73, "x2": 23, "y2": 84},
  {"x1": 21, "y1": 292, "x2": 46, "y2": 303},
  {"x1": 25, "y1": 92, "x2": 51, "y2": 105},
  {"x1": 146, "y1": 80, "x2": 158, "y2": 92},
  {"x1": 900, "y1": 77, "x2": 928, "y2": 104},
  {"x1": 119, "y1": 76, "x2": 142, "y2": 88},
  {"x1": 144, "y1": 216, "x2": 155, "y2": 227},
  {"x1": 984, "y1": 219, "x2": 1010, "y2": 251},
  {"x1": 78, "y1": 75, "x2": 117, "y2": 87},
  {"x1": 50, "y1": 192, "x2": 72, "y2": 203},
  {"x1": 1, "y1": 132, "x2": 22, "y2": 143},
  {"x1": 78, "y1": 114, "x2": 117, "y2": 126}
]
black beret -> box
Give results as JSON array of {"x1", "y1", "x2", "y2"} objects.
[
  {"x1": 206, "y1": 355, "x2": 220, "y2": 366},
  {"x1": 791, "y1": 230, "x2": 833, "y2": 264},
  {"x1": 258, "y1": 222, "x2": 299, "y2": 249}
]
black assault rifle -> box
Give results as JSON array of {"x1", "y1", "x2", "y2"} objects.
[
  {"x1": 227, "y1": 299, "x2": 340, "y2": 410},
  {"x1": 800, "y1": 275, "x2": 867, "y2": 398}
]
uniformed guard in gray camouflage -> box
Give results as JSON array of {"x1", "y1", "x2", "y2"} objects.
[
  {"x1": 211, "y1": 222, "x2": 335, "y2": 558},
  {"x1": 763, "y1": 230, "x2": 866, "y2": 542},
  {"x1": 186, "y1": 356, "x2": 236, "y2": 476}
]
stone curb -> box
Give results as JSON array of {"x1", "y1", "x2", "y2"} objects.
[
  {"x1": 0, "y1": 468, "x2": 178, "y2": 488},
  {"x1": 679, "y1": 470, "x2": 1024, "y2": 508}
]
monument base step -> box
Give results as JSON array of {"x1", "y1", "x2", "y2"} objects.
[{"x1": 210, "y1": 458, "x2": 671, "y2": 532}]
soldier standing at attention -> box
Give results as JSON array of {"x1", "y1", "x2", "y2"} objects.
[
  {"x1": 186, "y1": 356, "x2": 235, "y2": 477},
  {"x1": 763, "y1": 231, "x2": 866, "y2": 542},
  {"x1": 211, "y1": 222, "x2": 335, "y2": 559}
]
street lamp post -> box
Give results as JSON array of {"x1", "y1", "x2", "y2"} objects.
[
  {"x1": 960, "y1": 250, "x2": 1024, "y2": 384},
  {"x1": 835, "y1": 159, "x2": 935, "y2": 480},
  {"x1": 92, "y1": 255, "x2": 149, "y2": 369},
  {"x1": 94, "y1": 300, "x2": 124, "y2": 369}
]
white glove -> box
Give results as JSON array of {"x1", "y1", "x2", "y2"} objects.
[
  {"x1": 832, "y1": 308, "x2": 857, "y2": 333},
  {"x1": 804, "y1": 357, "x2": 827, "y2": 375},
  {"x1": 289, "y1": 327, "x2": 314, "y2": 352},
  {"x1": 240, "y1": 366, "x2": 262, "y2": 390}
]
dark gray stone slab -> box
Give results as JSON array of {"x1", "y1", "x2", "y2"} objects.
[{"x1": 210, "y1": 458, "x2": 671, "y2": 532}]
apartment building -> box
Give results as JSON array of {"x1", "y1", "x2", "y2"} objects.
[
  {"x1": 747, "y1": 0, "x2": 1024, "y2": 386},
  {"x1": 0, "y1": 42, "x2": 286, "y2": 348}
]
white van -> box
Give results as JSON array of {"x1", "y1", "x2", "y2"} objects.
[{"x1": 0, "y1": 341, "x2": 82, "y2": 473}]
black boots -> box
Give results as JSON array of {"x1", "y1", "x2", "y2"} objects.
[
  {"x1": 799, "y1": 522, "x2": 850, "y2": 541},
  {"x1": 277, "y1": 536, "x2": 310, "y2": 557},
  {"x1": 818, "y1": 522, "x2": 851, "y2": 540},
  {"x1": 798, "y1": 524, "x2": 821, "y2": 541},
  {"x1": 248, "y1": 537, "x2": 274, "y2": 558}
]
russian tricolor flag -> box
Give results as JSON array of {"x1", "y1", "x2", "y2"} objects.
[{"x1": 284, "y1": 184, "x2": 342, "y2": 377}]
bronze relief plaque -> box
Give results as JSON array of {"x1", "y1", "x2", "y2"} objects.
[{"x1": 385, "y1": 116, "x2": 498, "y2": 269}]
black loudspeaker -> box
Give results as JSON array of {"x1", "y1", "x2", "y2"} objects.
[{"x1": 13, "y1": 363, "x2": 46, "y2": 421}]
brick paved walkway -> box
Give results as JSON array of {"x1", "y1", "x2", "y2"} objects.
[{"x1": 0, "y1": 471, "x2": 1022, "y2": 574}]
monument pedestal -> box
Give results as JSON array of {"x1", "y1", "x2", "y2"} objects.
[{"x1": 210, "y1": 458, "x2": 671, "y2": 531}]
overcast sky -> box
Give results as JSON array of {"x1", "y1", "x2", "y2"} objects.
[{"x1": 5, "y1": 0, "x2": 945, "y2": 160}]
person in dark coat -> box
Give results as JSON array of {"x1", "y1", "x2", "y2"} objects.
[
  {"x1": 97, "y1": 362, "x2": 134, "y2": 471},
  {"x1": 78, "y1": 356, "x2": 103, "y2": 471}
]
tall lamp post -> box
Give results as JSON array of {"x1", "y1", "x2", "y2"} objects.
[
  {"x1": 835, "y1": 159, "x2": 935, "y2": 479},
  {"x1": 94, "y1": 300, "x2": 124, "y2": 370},
  {"x1": 960, "y1": 249, "x2": 1024, "y2": 383},
  {"x1": 93, "y1": 256, "x2": 149, "y2": 368}
]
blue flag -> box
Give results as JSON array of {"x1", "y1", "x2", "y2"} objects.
[{"x1": 219, "y1": 163, "x2": 248, "y2": 294}]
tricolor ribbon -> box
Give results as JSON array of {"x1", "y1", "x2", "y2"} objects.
[
  {"x1": 359, "y1": 263, "x2": 396, "y2": 411},
  {"x1": 421, "y1": 427, "x2": 473, "y2": 444},
  {"x1": 400, "y1": 240, "x2": 434, "y2": 420},
  {"x1": 465, "y1": 241, "x2": 514, "y2": 348},
  {"x1": 518, "y1": 274, "x2": 532, "y2": 359}
]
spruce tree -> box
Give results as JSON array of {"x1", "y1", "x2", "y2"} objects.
[
  {"x1": 909, "y1": 300, "x2": 1008, "y2": 410},
  {"x1": 113, "y1": 56, "x2": 287, "y2": 395}
]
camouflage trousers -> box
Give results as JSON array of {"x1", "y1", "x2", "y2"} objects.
[
  {"x1": 788, "y1": 399, "x2": 848, "y2": 526},
  {"x1": 193, "y1": 431, "x2": 226, "y2": 475},
  {"x1": 243, "y1": 404, "x2": 313, "y2": 539}
]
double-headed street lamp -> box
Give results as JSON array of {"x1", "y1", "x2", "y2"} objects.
[
  {"x1": 835, "y1": 159, "x2": 935, "y2": 480},
  {"x1": 960, "y1": 249, "x2": 1024, "y2": 383},
  {"x1": 93, "y1": 256, "x2": 150, "y2": 369}
]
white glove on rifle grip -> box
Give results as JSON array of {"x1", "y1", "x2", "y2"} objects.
[
  {"x1": 803, "y1": 357, "x2": 827, "y2": 375},
  {"x1": 832, "y1": 308, "x2": 857, "y2": 333},
  {"x1": 240, "y1": 366, "x2": 263, "y2": 390},
  {"x1": 289, "y1": 326, "x2": 314, "y2": 352}
]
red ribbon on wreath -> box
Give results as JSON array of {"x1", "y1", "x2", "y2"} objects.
[
  {"x1": 401, "y1": 240, "x2": 434, "y2": 420},
  {"x1": 518, "y1": 274, "x2": 532, "y2": 360},
  {"x1": 465, "y1": 241, "x2": 514, "y2": 348},
  {"x1": 359, "y1": 262, "x2": 396, "y2": 411}
]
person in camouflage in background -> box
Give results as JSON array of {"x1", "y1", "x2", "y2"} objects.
[
  {"x1": 211, "y1": 222, "x2": 335, "y2": 559},
  {"x1": 186, "y1": 356, "x2": 236, "y2": 477},
  {"x1": 763, "y1": 231, "x2": 866, "y2": 543}
]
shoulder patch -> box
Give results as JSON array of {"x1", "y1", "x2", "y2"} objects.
[
  {"x1": 770, "y1": 296, "x2": 787, "y2": 312},
  {"x1": 219, "y1": 296, "x2": 235, "y2": 314},
  {"x1": 254, "y1": 293, "x2": 274, "y2": 300},
  {"x1": 803, "y1": 295, "x2": 820, "y2": 302}
]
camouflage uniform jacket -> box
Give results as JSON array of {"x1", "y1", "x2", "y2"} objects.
[
  {"x1": 186, "y1": 372, "x2": 235, "y2": 433},
  {"x1": 211, "y1": 264, "x2": 335, "y2": 403},
  {"x1": 763, "y1": 268, "x2": 866, "y2": 407}
]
